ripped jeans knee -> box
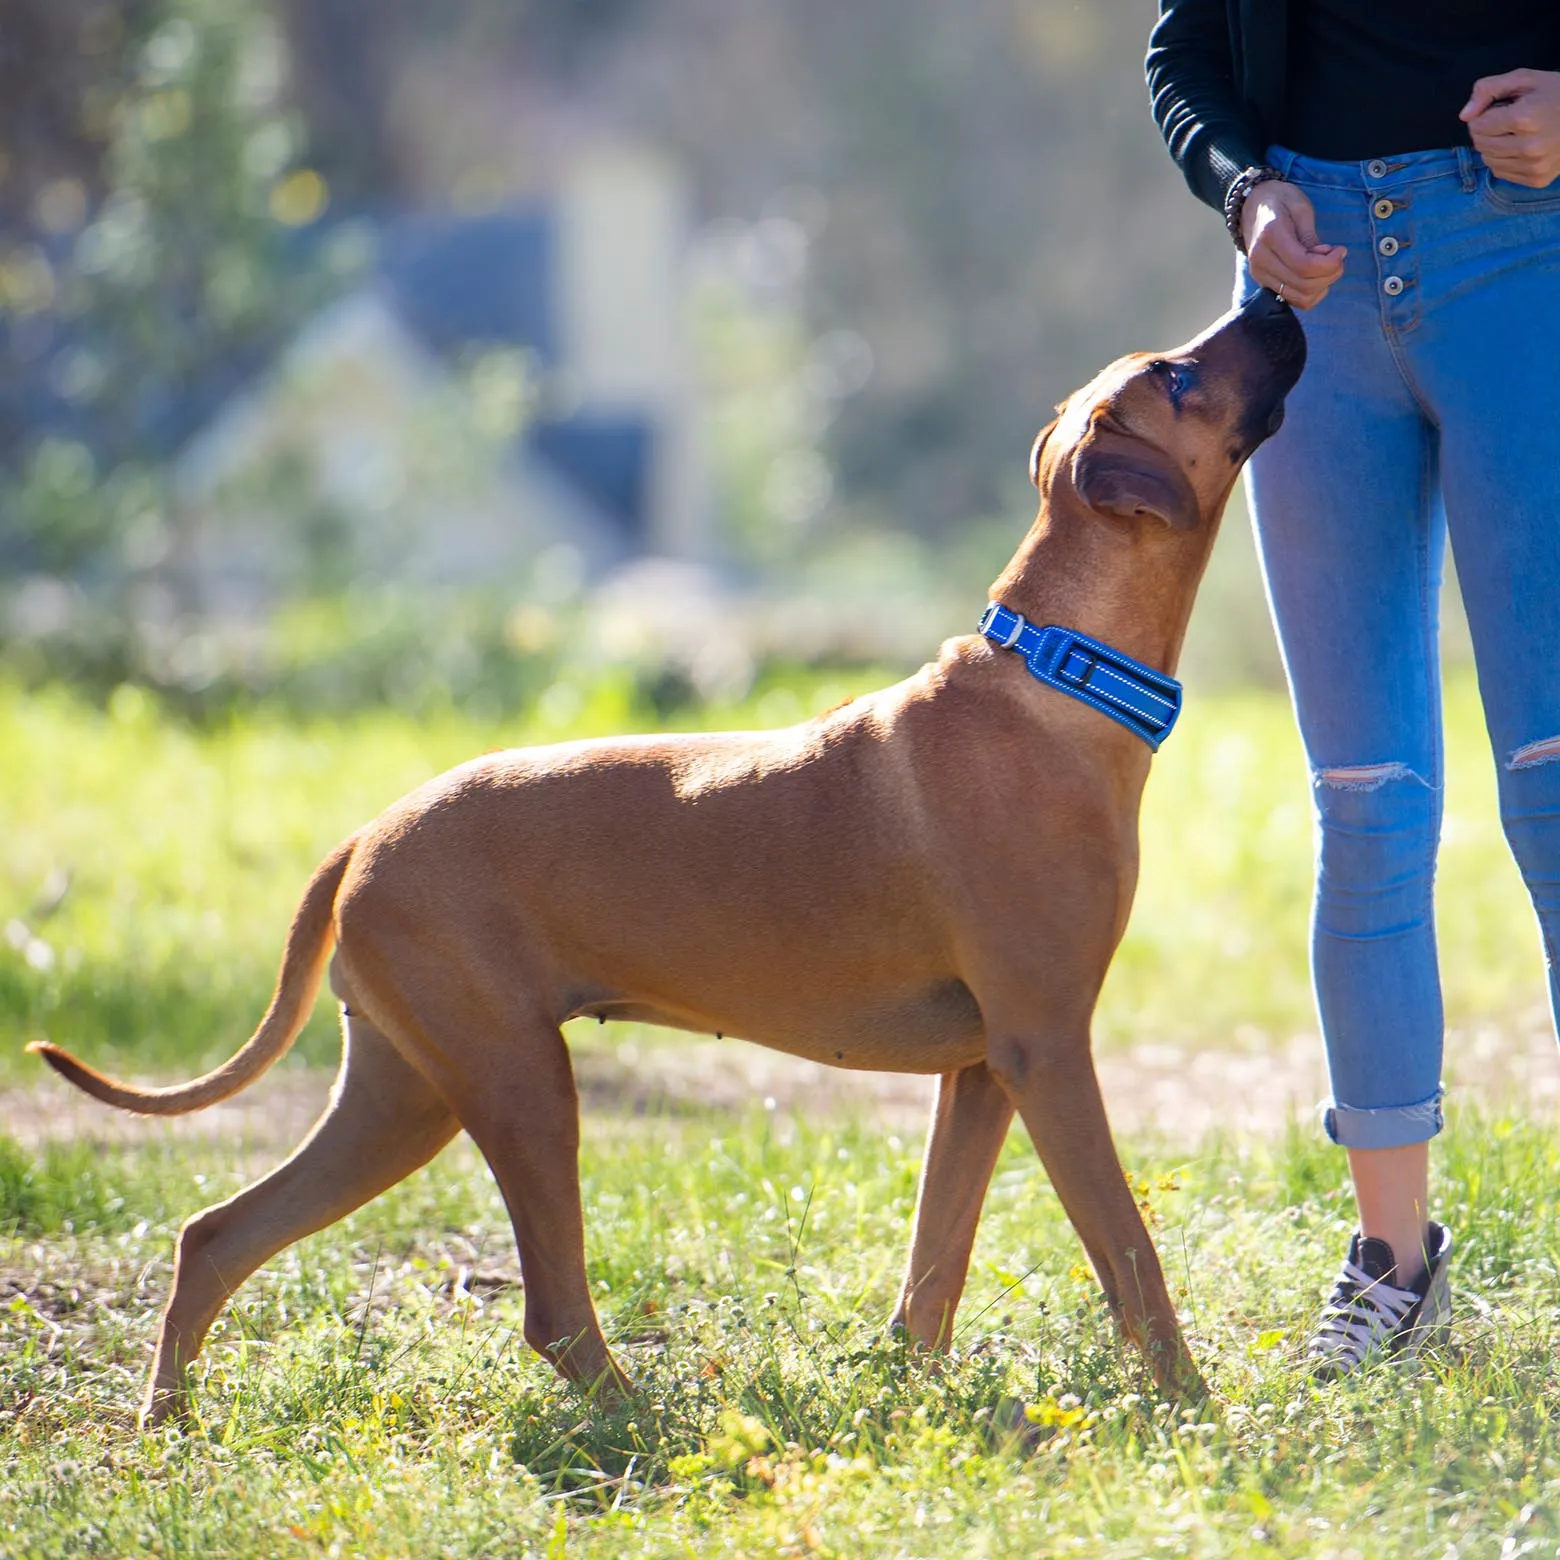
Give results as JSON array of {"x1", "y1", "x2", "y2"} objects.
[
  {"x1": 1315, "y1": 760, "x2": 1425, "y2": 793},
  {"x1": 1507, "y1": 734, "x2": 1560, "y2": 773},
  {"x1": 1312, "y1": 759, "x2": 1440, "y2": 940}
]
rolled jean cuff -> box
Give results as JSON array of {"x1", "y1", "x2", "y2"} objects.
[{"x1": 1321, "y1": 1086, "x2": 1444, "y2": 1149}]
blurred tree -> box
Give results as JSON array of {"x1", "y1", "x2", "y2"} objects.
[
  {"x1": 275, "y1": 0, "x2": 643, "y2": 206},
  {"x1": 0, "y1": 0, "x2": 344, "y2": 580},
  {"x1": 0, "y1": 3, "x2": 158, "y2": 223}
]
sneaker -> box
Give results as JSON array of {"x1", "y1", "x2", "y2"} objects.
[{"x1": 1307, "y1": 1221, "x2": 1452, "y2": 1380}]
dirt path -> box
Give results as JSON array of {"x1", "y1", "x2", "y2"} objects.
[{"x1": 6, "y1": 1013, "x2": 1558, "y2": 1153}]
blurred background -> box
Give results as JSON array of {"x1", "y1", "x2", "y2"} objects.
[
  {"x1": 0, "y1": 0, "x2": 1309, "y2": 722},
  {"x1": 4, "y1": 0, "x2": 1546, "y2": 1098}
]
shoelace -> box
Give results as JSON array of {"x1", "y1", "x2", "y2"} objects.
[{"x1": 1310, "y1": 1257, "x2": 1419, "y2": 1362}]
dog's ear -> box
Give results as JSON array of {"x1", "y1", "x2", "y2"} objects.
[
  {"x1": 1028, "y1": 417, "x2": 1059, "y2": 488},
  {"x1": 1071, "y1": 437, "x2": 1199, "y2": 531}
]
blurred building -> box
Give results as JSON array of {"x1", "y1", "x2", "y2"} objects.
[{"x1": 173, "y1": 147, "x2": 706, "y2": 616}]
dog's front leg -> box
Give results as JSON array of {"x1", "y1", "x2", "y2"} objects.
[
  {"x1": 891, "y1": 1062, "x2": 1014, "y2": 1349},
  {"x1": 986, "y1": 1027, "x2": 1207, "y2": 1401}
]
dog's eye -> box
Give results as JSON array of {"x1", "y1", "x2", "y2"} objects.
[{"x1": 1148, "y1": 359, "x2": 1189, "y2": 399}]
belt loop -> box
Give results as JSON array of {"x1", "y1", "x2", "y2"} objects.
[{"x1": 1456, "y1": 146, "x2": 1476, "y2": 192}]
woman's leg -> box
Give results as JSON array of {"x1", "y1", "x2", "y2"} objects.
[
  {"x1": 1348, "y1": 1142, "x2": 1431, "y2": 1285},
  {"x1": 1240, "y1": 154, "x2": 1459, "y2": 1364},
  {"x1": 1248, "y1": 344, "x2": 1447, "y2": 1274},
  {"x1": 1241, "y1": 163, "x2": 1449, "y2": 1178},
  {"x1": 1406, "y1": 186, "x2": 1560, "y2": 1042}
]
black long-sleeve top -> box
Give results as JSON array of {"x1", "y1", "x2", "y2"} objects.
[{"x1": 1147, "y1": 0, "x2": 1560, "y2": 214}]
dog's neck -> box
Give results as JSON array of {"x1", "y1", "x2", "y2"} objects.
[{"x1": 988, "y1": 501, "x2": 1223, "y2": 679}]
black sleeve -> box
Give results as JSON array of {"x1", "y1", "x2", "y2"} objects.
[{"x1": 1145, "y1": 0, "x2": 1270, "y2": 215}]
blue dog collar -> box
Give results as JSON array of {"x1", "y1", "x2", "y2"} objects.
[{"x1": 977, "y1": 602, "x2": 1182, "y2": 750}]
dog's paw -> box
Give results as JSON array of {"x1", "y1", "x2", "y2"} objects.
[{"x1": 138, "y1": 1388, "x2": 193, "y2": 1433}]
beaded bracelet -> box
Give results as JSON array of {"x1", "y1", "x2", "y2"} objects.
[{"x1": 1223, "y1": 166, "x2": 1284, "y2": 254}]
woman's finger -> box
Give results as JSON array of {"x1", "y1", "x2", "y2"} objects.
[
  {"x1": 1484, "y1": 149, "x2": 1557, "y2": 184},
  {"x1": 1248, "y1": 258, "x2": 1332, "y2": 310},
  {"x1": 1250, "y1": 235, "x2": 1343, "y2": 299},
  {"x1": 1461, "y1": 68, "x2": 1536, "y2": 122}
]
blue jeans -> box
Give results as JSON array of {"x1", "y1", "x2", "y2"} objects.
[{"x1": 1237, "y1": 145, "x2": 1560, "y2": 1150}]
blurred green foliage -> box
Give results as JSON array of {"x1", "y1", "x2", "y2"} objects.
[{"x1": 1, "y1": 0, "x2": 359, "y2": 584}]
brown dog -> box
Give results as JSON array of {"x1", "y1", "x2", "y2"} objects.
[{"x1": 32, "y1": 290, "x2": 1304, "y2": 1426}]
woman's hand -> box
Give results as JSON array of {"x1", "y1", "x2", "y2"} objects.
[
  {"x1": 1461, "y1": 69, "x2": 1560, "y2": 187},
  {"x1": 1241, "y1": 181, "x2": 1347, "y2": 310}
]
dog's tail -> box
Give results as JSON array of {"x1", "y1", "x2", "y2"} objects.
[{"x1": 27, "y1": 834, "x2": 358, "y2": 1116}]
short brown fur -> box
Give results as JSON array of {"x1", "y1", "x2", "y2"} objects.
[{"x1": 33, "y1": 293, "x2": 1304, "y2": 1425}]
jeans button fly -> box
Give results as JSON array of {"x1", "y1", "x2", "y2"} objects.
[
  {"x1": 1373, "y1": 197, "x2": 1395, "y2": 219},
  {"x1": 1367, "y1": 159, "x2": 1389, "y2": 178},
  {"x1": 1383, "y1": 275, "x2": 1405, "y2": 296},
  {"x1": 1378, "y1": 235, "x2": 1400, "y2": 256}
]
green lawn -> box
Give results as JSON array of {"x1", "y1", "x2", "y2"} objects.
[
  {"x1": 6, "y1": 1108, "x2": 1560, "y2": 1556},
  {"x1": 4, "y1": 671, "x2": 1559, "y2": 1557}
]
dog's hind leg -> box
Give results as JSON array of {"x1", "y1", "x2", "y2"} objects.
[
  {"x1": 440, "y1": 1019, "x2": 632, "y2": 1402},
  {"x1": 892, "y1": 1061, "x2": 1013, "y2": 1348},
  {"x1": 142, "y1": 1012, "x2": 458, "y2": 1428}
]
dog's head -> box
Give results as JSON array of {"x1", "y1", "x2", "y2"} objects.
[{"x1": 1031, "y1": 289, "x2": 1307, "y2": 535}]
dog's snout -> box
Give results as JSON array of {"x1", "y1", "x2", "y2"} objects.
[
  {"x1": 1238, "y1": 286, "x2": 1289, "y2": 322},
  {"x1": 1164, "y1": 290, "x2": 1307, "y2": 457},
  {"x1": 1188, "y1": 290, "x2": 1306, "y2": 380},
  {"x1": 1239, "y1": 288, "x2": 1308, "y2": 381}
]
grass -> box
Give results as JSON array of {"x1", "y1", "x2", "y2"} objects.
[
  {"x1": 6, "y1": 1108, "x2": 1560, "y2": 1556},
  {"x1": 2, "y1": 668, "x2": 1558, "y2": 1556}
]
